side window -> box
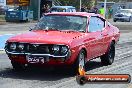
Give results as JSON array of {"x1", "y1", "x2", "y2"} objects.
[
  {"x1": 89, "y1": 17, "x2": 98, "y2": 32},
  {"x1": 69, "y1": 9, "x2": 72, "y2": 12},
  {"x1": 67, "y1": 9, "x2": 70, "y2": 12},
  {"x1": 88, "y1": 16, "x2": 105, "y2": 32},
  {"x1": 97, "y1": 17, "x2": 105, "y2": 30}
]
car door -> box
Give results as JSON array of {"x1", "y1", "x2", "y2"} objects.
[
  {"x1": 101, "y1": 21, "x2": 113, "y2": 54},
  {"x1": 96, "y1": 17, "x2": 107, "y2": 54},
  {"x1": 87, "y1": 16, "x2": 104, "y2": 59}
]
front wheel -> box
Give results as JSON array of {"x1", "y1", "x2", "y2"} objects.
[
  {"x1": 72, "y1": 50, "x2": 86, "y2": 75},
  {"x1": 100, "y1": 42, "x2": 115, "y2": 65},
  {"x1": 129, "y1": 17, "x2": 132, "y2": 22}
]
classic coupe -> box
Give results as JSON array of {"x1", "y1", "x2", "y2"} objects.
[{"x1": 5, "y1": 12, "x2": 120, "y2": 74}]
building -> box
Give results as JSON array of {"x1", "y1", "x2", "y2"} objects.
[{"x1": 126, "y1": 2, "x2": 132, "y2": 9}]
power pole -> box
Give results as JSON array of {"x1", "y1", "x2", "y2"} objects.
[
  {"x1": 80, "y1": 0, "x2": 82, "y2": 11},
  {"x1": 104, "y1": 0, "x2": 107, "y2": 18}
]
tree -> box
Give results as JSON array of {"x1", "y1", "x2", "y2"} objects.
[{"x1": 58, "y1": 0, "x2": 94, "y2": 10}]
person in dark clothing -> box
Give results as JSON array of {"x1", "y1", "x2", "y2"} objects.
[
  {"x1": 89, "y1": 6, "x2": 98, "y2": 14},
  {"x1": 81, "y1": 6, "x2": 86, "y2": 12}
]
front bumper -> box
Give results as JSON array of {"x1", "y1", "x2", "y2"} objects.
[
  {"x1": 5, "y1": 43, "x2": 79, "y2": 67},
  {"x1": 6, "y1": 49, "x2": 78, "y2": 66},
  {"x1": 8, "y1": 54, "x2": 72, "y2": 65}
]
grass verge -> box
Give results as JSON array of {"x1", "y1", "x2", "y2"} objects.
[{"x1": 0, "y1": 15, "x2": 6, "y2": 25}]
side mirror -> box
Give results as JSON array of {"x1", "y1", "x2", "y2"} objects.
[
  {"x1": 108, "y1": 24, "x2": 111, "y2": 28},
  {"x1": 79, "y1": 30, "x2": 85, "y2": 33}
]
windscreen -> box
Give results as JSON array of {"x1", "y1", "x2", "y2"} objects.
[{"x1": 33, "y1": 15, "x2": 87, "y2": 32}]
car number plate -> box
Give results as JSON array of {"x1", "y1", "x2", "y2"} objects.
[{"x1": 26, "y1": 55, "x2": 45, "y2": 64}]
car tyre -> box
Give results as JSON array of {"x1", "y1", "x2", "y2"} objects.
[
  {"x1": 11, "y1": 61, "x2": 25, "y2": 71},
  {"x1": 113, "y1": 19, "x2": 117, "y2": 22},
  {"x1": 72, "y1": 50, "x2": 86, "y2": 75},
  {"x1": 129, "y1": 17, "x2": 132, "y2": 22},
  {"x1": 100, "y1": 42, "x2": 115, "y2": 65}
]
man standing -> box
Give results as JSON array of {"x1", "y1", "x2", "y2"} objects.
[
  {"x1": 99, "y1": 5, "x2": 105, "y2": 16},
  {"x1": 81, "y1": 5, "x2": 86, "y2": 12},
  {"x1": 90, "y1": 6, "x2": 98, "y2": 14},
  {"x1": 108, "y1": 6, "x2": 113, "y2": 19}
]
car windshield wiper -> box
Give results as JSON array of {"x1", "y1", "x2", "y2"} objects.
[
  {"x1": 29, "y1": 27, "x2": 43, "y2": 31},
  {"x1": 44, "y1": 28, "x2": 59, "y2": 31},
  {"x1": 62, "y1": 29, "x2": 79, "y2": 32}
]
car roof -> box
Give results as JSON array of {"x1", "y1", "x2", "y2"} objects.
[
  {"x1": 51, "y1": 6, "x2": 75, "y2": 9},
  {"x1": 45, "y1": 12, "x2": 104, "y2": 18}
]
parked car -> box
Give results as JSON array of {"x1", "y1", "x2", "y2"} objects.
[
  {"x1": 113, "y1": 9, "x2": 132, "y2": 22},
  {"x1": 49, "y1": 6, "x2": 76, "y2": 12},
  {"x1": 5, "y1": 12, "x2": 120, "y2": 74}
]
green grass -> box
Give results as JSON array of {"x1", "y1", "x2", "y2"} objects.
[{"x1": 0, "y1": 15, "x2": 5, "y2": 21}]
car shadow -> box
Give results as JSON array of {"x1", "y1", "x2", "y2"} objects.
[
  {"x1": 85, "y1": 60, "x2": 103, "y2": 71},
  {"x1": 0, "y1": 59, "x2": 104, "y2": 81},
  {"x1": 0, "y1": 67, "x2": 74, "y2": 81}
]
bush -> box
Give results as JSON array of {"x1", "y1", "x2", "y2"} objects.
[{"x1": 0, "y1": 15, "x2": 5, "y2": 21}]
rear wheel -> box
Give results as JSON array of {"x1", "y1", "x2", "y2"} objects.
[
  {"x1": 11, "y1": 61, "x2": 25, "y2": 71},
  {"x1": 72, "y1": 50, "x2": 86, "y2": 75},
  {"x1": 100, "y1": 42, "x2": 115, "y2": 65}
]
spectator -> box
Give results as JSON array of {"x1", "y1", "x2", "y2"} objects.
[
  {"x1": 45, "y1": 4, "x2": 50, "y2": 13},
  {"x1": 99, "y1": 5, "x2": 105, "y2": 16},
  {"x1": 42, "y1": 4, "x2": 50, "y2": 14},
  {"x1": 108, "y1": 6, "x2": 113, "y2": 19},
  {"x1": 42, "y1": 5, "x2": 46, "y2": 13},
  {"x1": 90, "y1": 6, "x2": 98, "y2": 14},
  {"x1": 81, "y1": 5, "x2": 86, "y2": 12}
]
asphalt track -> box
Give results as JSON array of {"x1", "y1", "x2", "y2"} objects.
[{"x1": 0, "y1": 22, "x2": 132, "y2": 88}]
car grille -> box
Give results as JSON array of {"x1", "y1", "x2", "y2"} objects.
[
  {"x1": 115, "y1": 14, "x2": 123, "y2": 17},
  {"x1": 6, "y1": 43, "x2": 53, "y2": 54},
  {"x1": 28, "y1": 44, "x2": 53, "y2": 54}
]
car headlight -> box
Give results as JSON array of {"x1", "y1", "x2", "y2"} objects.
[
  {"x1": 10, "y1": 43, "x2": 16, "y2": 50},
  {"x1": 52, "y1": 45, "x2": 60, "y2": 52},
  {"x1": 52, "y1": 45, "x2": 69, "y2": 56},
  {"x1": 61, "y1": 46, "x2": 68, "y2": 54},
  {"x1": 18, "y1": 44, "x2": 24, "y2": 50}
]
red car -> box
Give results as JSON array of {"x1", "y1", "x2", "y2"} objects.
[{"x1": 5, "y1": 12, "x2": 120, "y2": 73}]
